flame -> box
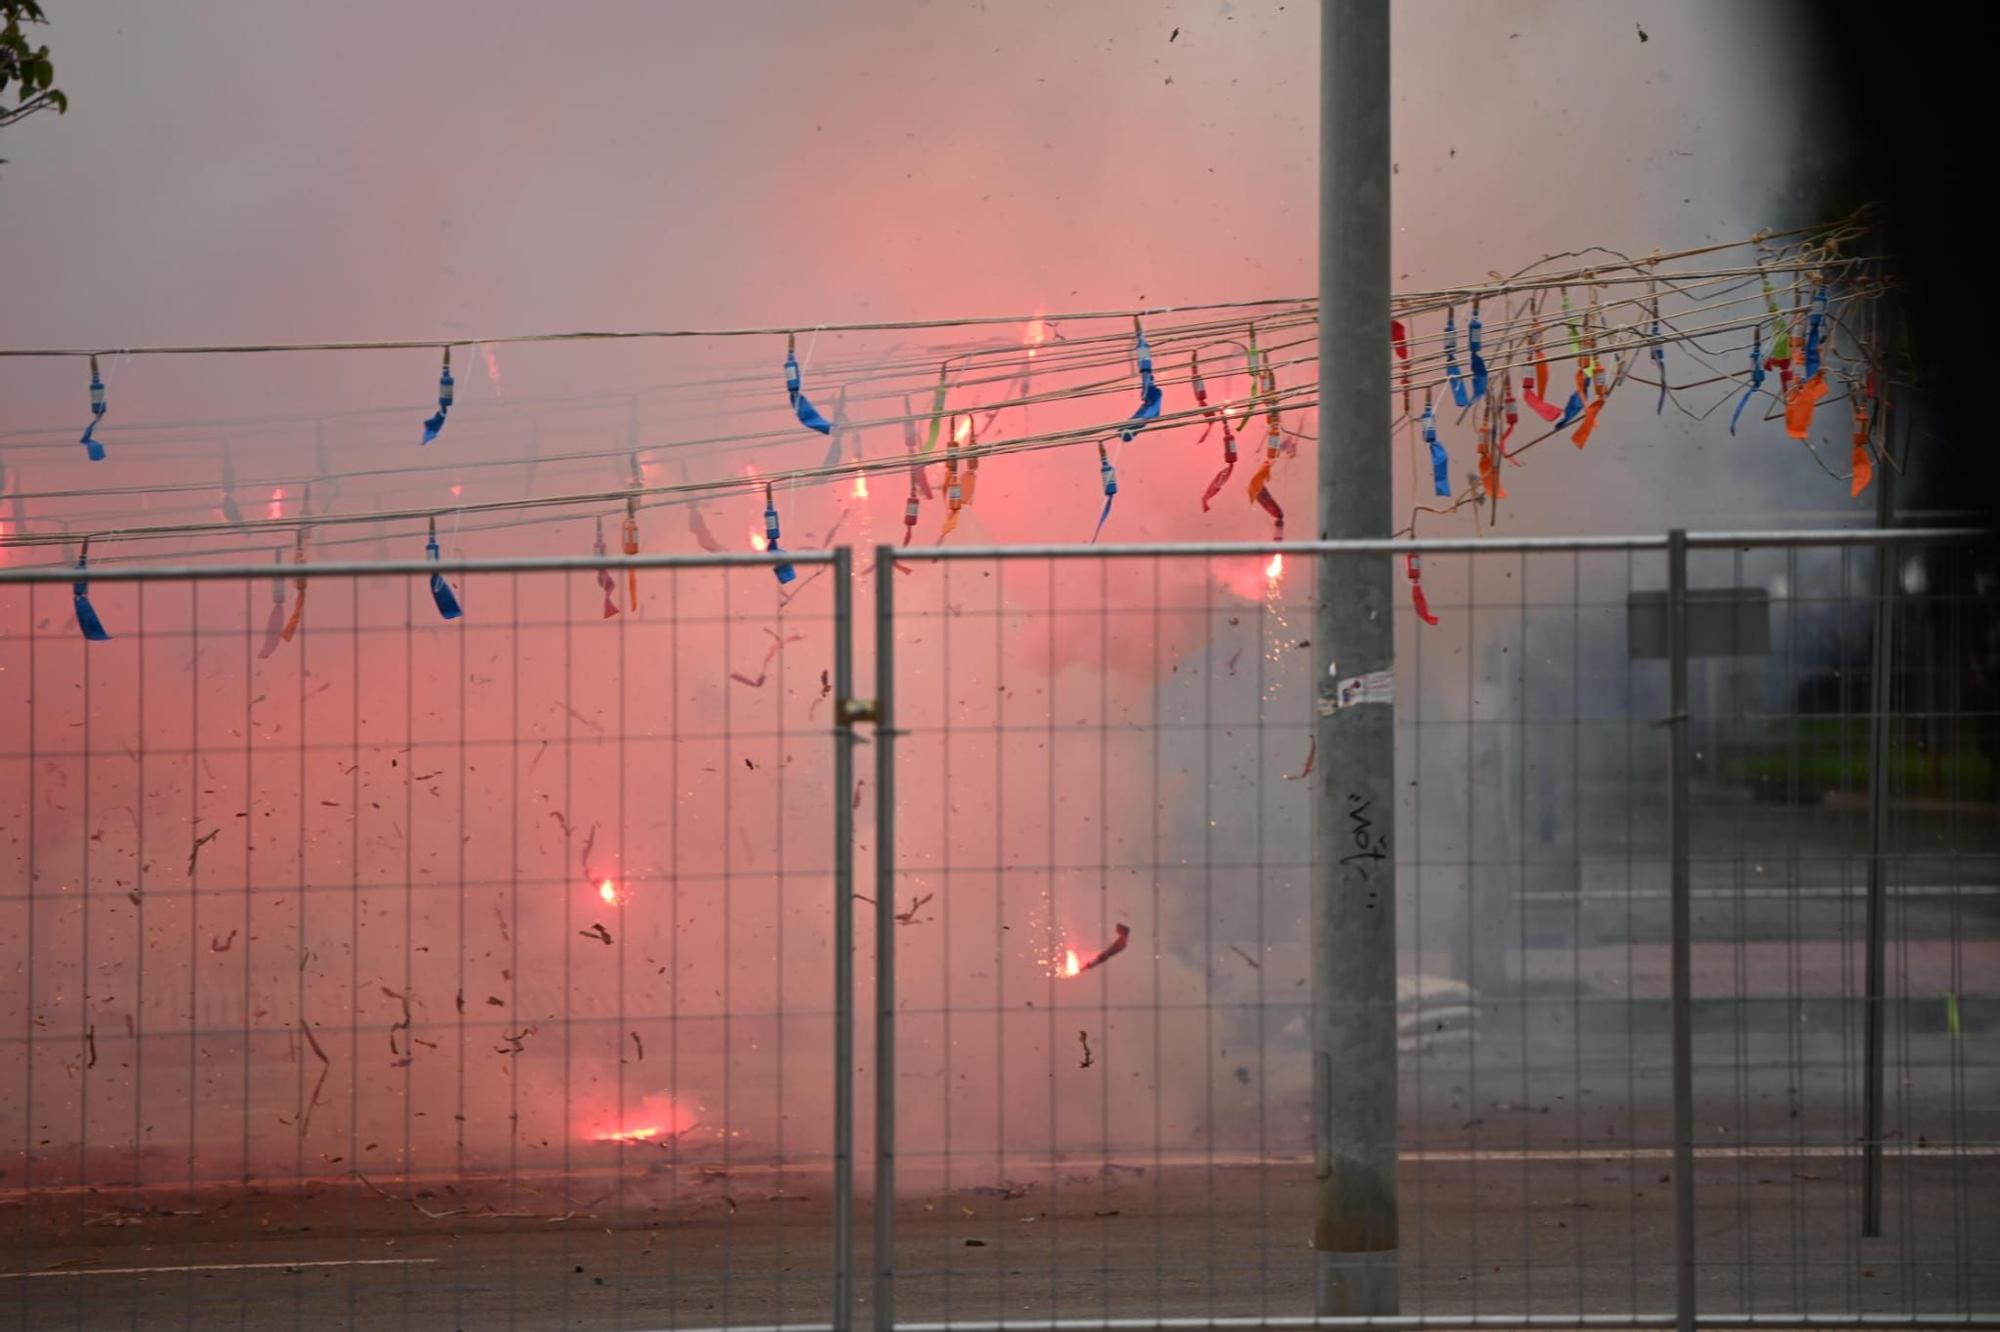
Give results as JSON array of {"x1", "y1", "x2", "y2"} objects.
[
  {"x1": 598, "y1": 878, "x2": 618, "y2": 905},
  {"x1": 953, "y1": 415, "x2": 973, "y2": 446},
  {"x1": 1024, "y1": 317, "x2": 1047, "y2": 359},
  {"x1": 1265, "y1": 552, "x2": 1284, "y2": 584},
  {"x1": 481, "y1": 342, "x2": 502, "y2": 391},
  {"x1": 852, "y1": 474, "x2": 870, "y2": 499},
  {"x1": 597, "y1": 1126, "x2": 662, "y2": 1144},
  {"x1": 1061, "y1": 948, "x2": 1081, "y2": 978},
  {"x1": 749, "y1": 528, "x2": 769, "y2": 552},
  {"x1": 266, "y1": 487, "x2": 285, "y2": 521},
  {"x1": 449, "y1": 482, "x2": 464, "y2": 499}
]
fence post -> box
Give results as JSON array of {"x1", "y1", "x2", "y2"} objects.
[
  {"x1": 871, "y1": 546, "x2": 898, "y2": 1332},
  {"x1": 1862, "y1": 466, "x2": 1897, "y2": 1236},
  {"x1": 831, "y1": 545, "x2": 856, "y2": 1332},
  {"x1": 1314, "y1": 0, "x2": 1400, "y2": 1312},
  {"x1": 1667, "y1": 528, "x2": 1697, "y2": 1332}
]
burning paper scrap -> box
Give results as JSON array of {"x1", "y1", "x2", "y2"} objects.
[{"x1": 1060, "y1": 923, "x2": 1131, "y2": 976}]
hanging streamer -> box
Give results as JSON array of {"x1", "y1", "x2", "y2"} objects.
[
  {"x1": 80, "y1": 355, "x2": 108, "y2": 462},
  {"x1": 902, "y1": 393, "x2": 933, "y2": 497},
  {"x1": 1200, "y1": 414, "x2": 1238, "y2": 511},
  {"x1": 941, "y1": 416, "x2": 979, "y2": 509},
  {"x1": 687, "y1": 500, "x2": 727, "y2": 554},
  {"x1": 784, "y1": 332, "x2": 834, "y2": 435},
  {"x1": 1849, "y1": 371, "x2": 1875, "y2": 499},
  {"x1": 821, "y1": 384, "x2": 849, "y2": 468},
  {"x1": 1244, "y1": 365, "x2": 1283, "y2": 502},
  {"x1": 1649, "y1": 290, "x2": 1667, "y2": 414},
  {"x1": 1729, "y1": 321, "x2": 1765, "y2": 436},
  {"x1": 1421, "y1": 393, "x2": 1450, "y2": 497},
  {"x1": 257, "y1": 553, "x2": 286, "y2": 660},
  {"x1": 1561, "y1": 286, "x2": 1583, "y2": 357},
  {"x1": 1783, "y1": 278, "x2": 1806, "y2": 397},
  {"x1": 1391, "y1": 317, "x2": 1413, "y2": 415},
  {"x1": 1476, "y1": 402, "x2": 1506, "y2": 501},
  {"x1": 1556, "y1": 366, "x2": 1586, "y2": 432},
  {"x1": 1521, "y1": 314, "x2": 1560, "y2": 423},
  {"x1": 1785, "y1": 351, "x2": 1828, "y2": 440},
  {"x1": 622, "y1": 496, "x2": 641, "y2": 609},
  {"x1": 762, "y1": 483, "x2": 797, "y2": 584},
  {"x1": 1444, "y1": 307, "x2": 1469, "y2": 409},
  {"x1": 219, "y1": 442, "x2": 244, "y2": 523},
  {"x1": 937, "y1": 432, "x2": 963, "y2": 542},
  {"x1": 280, "y1": 530, "x2": 308, "y2": 642},
  {"x1": 1571, "y1": 357, "x2": 1614, "y2": 448},
  {"x1": 1232, "y1": 329, "x2": 1263, "y2": 436},
  {"x1": 919, "y1": 363, "x2": 949, "y2": 454},
  {"x1": 594, "y1": 516, "x2": 620, "y2": 618},
  {"x1": 73, "y1": 539, "x2": 111, "y2": 642},
  {"x1": 1191, "y1": 351, "x2": 1218, "y2": 441},
  {"x1": 1802, "y1": 283, "x2": 1829, "y2": 380},
  {"x1": 1091, "y1": 441, "x2": 1119, "y2": 543},
  {"x1": 1406, "y1": 554, "x2": 1439, "y2": 626},
  {"x1": 1468, "y1": 300, "x2": 1489, "y2": 400},
  {"x1": 1763, "y1": 270, "x2": 1792, "y2": 364},
  {"x1": 426, "y1": 516, "x2": 462, "y2": 620},
  {"x1": 1120, "y1": 319, "x2": 1163, "y2": 442},
  {"x1": 1251, "y1": 484, "x2": 1284, "y2": 541},
  {"x1": 421, "y1": 347, "x2": 454, "y2": 445}
]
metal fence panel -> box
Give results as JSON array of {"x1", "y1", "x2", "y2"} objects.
[
  {"x1": 873, "y1": 533, "x2": 1998, "y2": 1329},
  {"x1": 1680, "y1": 534, "x2": 2000, "y2": 1319},
  {"x1": 0, "y1": 552, "x2": 851, "y2": 1330}
]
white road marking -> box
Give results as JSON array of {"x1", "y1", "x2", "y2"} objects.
[
  {"x1": 2, "y1": 1258, "x2": 437, "y2": 1280},
  {"x1": 1403, "y1": 1143, "x2": 2000, "y2": 1163}
]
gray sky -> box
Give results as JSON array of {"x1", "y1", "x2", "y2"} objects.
[{"x1": 1, "y1": 1, "x2": 1842, "y2": 547}]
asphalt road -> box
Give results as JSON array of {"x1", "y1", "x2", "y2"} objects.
[{"x1": 5, "y1": 1152, "x2": 1995, "y2": 1330}]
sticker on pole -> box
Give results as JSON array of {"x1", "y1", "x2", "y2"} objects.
[{"x1": 1334, "y1": 669, "x2": 1394, "y2": 710}]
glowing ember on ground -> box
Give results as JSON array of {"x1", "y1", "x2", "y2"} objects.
[
  {"x1": 598, "y1": 878, "x2": 619, "y2": 905},
  {"x1": 588, "y1": 1090, "x2": 702, "y2": 1145},
  {"x1": 852, "y1": 474, "x2": 870, "y2": 499}
]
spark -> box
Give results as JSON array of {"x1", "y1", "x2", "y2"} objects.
[
  {"x1": 266, "y1": 487, "x2": 285, "y2": 521},
  {"x1": 954, "y1": 415, "x2": 973, "y2": 447},
  {"x1": 480, "y1": 342, "x2": 502, "y2": 391},
  {"x1": 749, "y1": 528, "x2": 769, "y2": 552},
  {"x1": 598, "y1": 878, "x2": 619, "y2": 906},
  {"x1": 852, "y1": 474, "x2": 870, "y2": 499},
  {"x1": 1060, "y1": 948, "x2": 1081, "y2": 978},
  {"x1": 1024, "y1": 317, "x2": 1048, "y2": 359},
  {"x1": 1265, "y1": 552, "x2": 1284, "y2": 584}
]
